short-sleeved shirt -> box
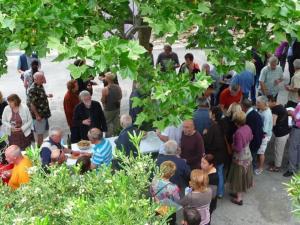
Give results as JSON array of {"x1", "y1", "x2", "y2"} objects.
[
  {"x1": 159, "y1": 125, "x2": 182, "y2": 154},
  {"x1": 259, "y1": 65, "x2": 283, "y2": 96},
  {"x1": 91, "y1": 138, "x2": 112, "y2": 167},
  {"x1": 293, "y1": 103, "x2": 300, "y2": 128},
  {"x1": 150, "y1": 178, "x2": 181, "y2": 209},
  {"x1": 231, "y1": 70, "x2": 254, "y2": 94},
  {"x1": 258, "y1": 108, "x2": 273, "y2": 137},
  {"x1": 8, "y1": 156, "x2": 32, "y2": 190},
  {"x1": 24, "y1": 69, "x2": 34, "y2": 88},
  {"x1": 156, "y1": 52, "x2": 179, "y2": 72},
  {"x1": 219, "y1": 88, "x2": 242, "y2": 109},
  {"x1": 271, "y1": 105, "x2": 290, "y2": 137},
  {"x1": 27, "y1": 83, "x2": 51, "y2": 119},
  {"x1": 288, "y1": 71, "x2": 300, "y2": 103}
]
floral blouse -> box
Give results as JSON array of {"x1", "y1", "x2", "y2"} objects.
[{"x1": 150, "y1": 178, "x2": 181, "y2": 209}]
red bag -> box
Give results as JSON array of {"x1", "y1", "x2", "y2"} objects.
[{"x1": 0, "y1": 163, "x2": 14, "y2": 184}]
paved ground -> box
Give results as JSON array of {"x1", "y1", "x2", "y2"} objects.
[{"x1": 0, "y1": 47, "x2": 299, "y2": 225}]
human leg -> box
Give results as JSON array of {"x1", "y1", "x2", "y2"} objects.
[
  {"x1": 274, "y1": 134, "x2": 289, "y2": 168},
  {"x1": 216, "y1": 163, "x2": 224, "y2": 197}
]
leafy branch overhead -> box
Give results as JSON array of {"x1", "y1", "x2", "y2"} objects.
[{"x1": 0, "y1": 0, "x2": 299, "y2": 129}]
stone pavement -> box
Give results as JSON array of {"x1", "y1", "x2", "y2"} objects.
[{"x1": 0, "y1": 47, "x2": 299, "y2": 225}]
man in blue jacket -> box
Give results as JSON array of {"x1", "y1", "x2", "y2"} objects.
[{"x1": 241, "y1": 99, "x2": 264, "y2": 169}]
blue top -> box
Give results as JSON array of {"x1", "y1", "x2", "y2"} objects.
[
  {"x1": 258, "y1": 108, "x2": 273, "y2": 137},
  {"x1": 231, "y1": 70, "x2": 254, "y2": 94},
  {"x1": 193, "y1": 108, "x2": 211, "y2": 135},
  {"x1": 91, "y1": 138, "x2": 112, "y2": 167}
]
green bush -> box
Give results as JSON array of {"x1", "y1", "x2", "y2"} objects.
[
  {"x1": 286, "y1": 174, "x2": 300, "y2": 217},
  {"x1": 0, "y1": 136, "x2": 170, "y2": 225}
]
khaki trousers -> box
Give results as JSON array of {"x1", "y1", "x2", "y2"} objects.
[
  {"x1": 104, "y1": 109, "x2": 120, "y2": 137},
  {"x1": 273, "y1": 134, "x2": 289, "y2": 167}
]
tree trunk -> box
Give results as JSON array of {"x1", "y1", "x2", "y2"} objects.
[{"x1": 138, "y1": 26, "x2": 152, "y2": 49}]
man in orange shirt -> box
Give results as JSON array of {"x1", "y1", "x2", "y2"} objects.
[
  {"x1": 4, "y1": 145, "x2": 32, "y2": 189},
  {"x1": 219, "y1": 84, "x2": 242, "y2": 111}
]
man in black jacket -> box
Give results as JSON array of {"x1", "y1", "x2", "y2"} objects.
[
  {"x1": 241, "y1": 99, "x2": 264, "y2": 169},
  {"x1": 72, "y1": 91, "x2": 107, "y2": 142}
]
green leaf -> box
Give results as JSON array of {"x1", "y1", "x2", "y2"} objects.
[
  {"x1": 67, "y1": 64, "x2": 88, "y2": 79},
  {"x1": 197, "y1": 2, "x2": 211, "y2": 13},
  {"x1": 77, "y1": 36, "x2": 94, "y2": 50}
]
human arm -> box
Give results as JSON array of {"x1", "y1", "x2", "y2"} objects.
[
  {"x1": 259, "y1": 68, "x2": 268, "y2": 95},
  {"x1": 173, "y1": 54, "x2": 180, "y2": 68},
  {"x1": 101, "y1": 87, "x2": 108, "y2": 105},
  {"x1": 232, "y1": 131, "x2": 244, "y2": 153}
]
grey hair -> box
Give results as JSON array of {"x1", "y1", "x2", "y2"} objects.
[
  {"x1": 293, "y1": 59, "x2": 300, "y2": 70},
  {"x1": 197, "y1": 96, "x2": 209, "y2": 108},
  {"x1": 256, "y1": 95, "x2": 268, "y2": 105},
  {"x1": 88, "y1": 128, "x2": 103, "y2": 140},
  {"x1": 79, "y1": 90, "x2": 91, "y2": 101},
  {"x1": 164, "y1": 140, "x2": 178, "y2": 155},
  {"x1": 201, "y1": 63, "x2": 210, "y2": 71},
  {"x1": 49, "y1": 127, "x2": 63, "y2": 137},
  {"x1": 120, "y1": 114, "x2": 132, "y2": 128},
  {"x1": 268, "y1": 56, "x2": 279, "y2": 64}
]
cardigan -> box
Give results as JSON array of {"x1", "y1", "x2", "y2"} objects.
[{"x1": 1, "y1": 104, "x2": 33, "y2": 137}]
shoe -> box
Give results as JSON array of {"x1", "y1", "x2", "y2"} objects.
[
  {"x1": 217, "y1": 195, "x2": 223, "y2": 199},
  {"x1": 255, "y1": 169, "x2": 263, "y2": 175},
  {"x1": 283, "y1": 171, "x2": 294, "y2": 177},
  {"x1": 229, "y1": 193, "x2": 237, "y2": 198},
  {"x1": 231, "y1": 199, "x2": 243, "y2": 206}
]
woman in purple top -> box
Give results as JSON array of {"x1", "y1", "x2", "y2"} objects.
[{"x1": 228, "y1": 111, "x2": 253, "y2": 206}]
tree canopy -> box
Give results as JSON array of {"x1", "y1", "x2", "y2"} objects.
[{"x1": 0, "y1": 0, "x2": 299, "y2": 128}]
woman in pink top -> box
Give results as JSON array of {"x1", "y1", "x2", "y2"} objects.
[{"x1": 228, "y1": 111, "x2": 253, "y2": 206}]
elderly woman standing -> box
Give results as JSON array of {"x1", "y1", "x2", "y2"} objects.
[
  {"x1": 150, "y1": 160, "x2": 180, "y2": 225},
  {"x1": 228, "y1": 111, "x2": 253, "y2": 205},
  {"x1": 2, "y1": 94, "x2": 32, "y2": 150},
  {"x1": 63, "y1": 80, "x2": 80, "y2": 143},
  {"x1": 179, "y1": 169, "x2": 215, "y2": 225}
]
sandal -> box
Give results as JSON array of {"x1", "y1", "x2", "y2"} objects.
[
  {"x1": 231, "y1": 198, "x2": 243, "y2": 206},
  {"x1": 268, "y1": 166, "x2": 280, "y2": 172}
]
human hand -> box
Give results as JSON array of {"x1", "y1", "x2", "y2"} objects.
[
  {"x1": 12, "y1": 127, "x2": 22, "y2": 132},
  {"x1": 36, "y1": 115, "x2": 42, "y2": 121},
  {"x1": 274, "y1": 79, "x2": 281, "y2": 85},
  {"x1": 82, "y1": 118, "x2": 91, "y2": 126},
  {"x1": 203, "y1": 129, "x2": 208, "y2": 135}
]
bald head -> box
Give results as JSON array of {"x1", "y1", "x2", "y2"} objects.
[
  {"x1": 5, "y1": 145, "x2": 22, "y2": 164},
  {"x1": 33, "y1": 71, "x2": 45, "y2": 85},
  {"x1": 183, "y1": 120, "x2": 196, "y2": 136}
]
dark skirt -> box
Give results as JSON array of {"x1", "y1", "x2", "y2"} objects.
[
  {"x1": 228, "y1": 162, "x2": 253, "y2": 193},
  {"x1": 9, "y1": 131, "x2": 32, "y2": 150}
]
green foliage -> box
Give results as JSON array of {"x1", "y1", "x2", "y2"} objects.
[
  {"x1": 0, "y1": 136, "x2": 169, "y2": 225},
  {"x1": 0, "y1": 0, "x2": 299, "y2": 129},
  {"x1": 286, "y1": 173, "x2": 300, "y2": 217}
]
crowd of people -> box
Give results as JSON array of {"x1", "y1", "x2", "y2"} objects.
[{"x1": 0, "y1": 37, "x2": 299, "y2": 225}]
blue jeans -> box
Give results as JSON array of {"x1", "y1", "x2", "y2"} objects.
[{"x1": 217, "y1": 164, "x2": 224, "y2": 197}]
